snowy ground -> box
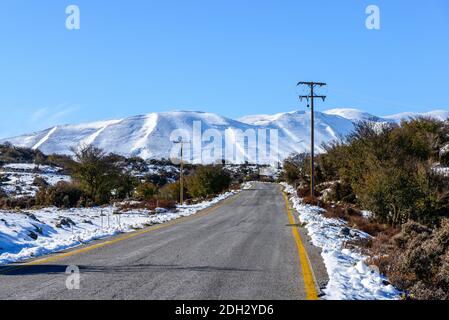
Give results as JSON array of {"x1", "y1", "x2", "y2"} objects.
[
  {"x1": 0, "y1": 190, "x2": 238, "y2": 265},
  {"x1": 433, "y1": 164, "x2": 449, "y2": 177},
  {"x1": 0, "y1": 163, "x2": 70, "y2": 198},
  {"x1": 0, "y1": 162, "x2": 182, "y2": 199},
  {"x1": 127, "y1": 162, "x2": 179, "y2": 182},
  {"x1": 281, "y1": 183, "x2": 401, "y2": 300}
]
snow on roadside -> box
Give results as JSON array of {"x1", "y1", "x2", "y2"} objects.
[
  {"x1": 281, "y1": 183, "x2": 401, "y2": 300},
  {"x1": 0, "y1": 190, "x2": 238, "y2": 265},
  {"x1": 242, "y1": 181, "x2": 255, "y2": 190},
  {"x1": 432, "y1": 164, "x2": 449, "y2": 177}
]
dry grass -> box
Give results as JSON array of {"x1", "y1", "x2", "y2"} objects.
[
  {"x1": 319, "y1": 201, "x2": 391, "y2": 237},
  {"x1": 359, "y1": 220, "x2": 449, "y2": 300}
]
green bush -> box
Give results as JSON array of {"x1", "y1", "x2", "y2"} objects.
[
  {"x1": 328, "y1": 181, "x2": 356, "y2": 203},
  {"x1": 36, "y1": 181, "x2": 84, "y2": 208},
  {"x1": 135, "y1": 182, "x2": 158, "y2": 200},
  {"x1": 112, "y1": 173, "x2": 137, "y2": 200},
  {"x1": 186, "y1": 166, "x2": 231, "y2": 199},
  {"x1": 316, "y1": 119, "x2": 449, "y2": 226},
  {"x1": 158, "y1": 181, "x2": 183, "y2": 201},
  {"x1": 0, "y1": 143, "x2": 44, "y2": 164},
  {"x1": 70, "y1": 145, "x2": 122, "y2": 204},
  {"x1": 282, "y1": 153, "x2": 309, "y2": 185}
]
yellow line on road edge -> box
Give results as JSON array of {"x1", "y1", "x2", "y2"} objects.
[
  {"x1": 281, "y1": 189, "x2": 318, "y2": 300},
  {"x1": 1, "y1": 192, "x2": 243, "y2": 274}
]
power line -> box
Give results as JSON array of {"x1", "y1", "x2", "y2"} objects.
[{"x1": 297, "y1": 81, "x2": 327, "y2": 200}]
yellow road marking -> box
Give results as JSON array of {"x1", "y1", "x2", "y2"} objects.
[
  {"x1": 281, "y1": 188, "x2": 319, "y2": 300},
  {"x1": 1, "y1": 192, "x2": 243, "y2": 274}
]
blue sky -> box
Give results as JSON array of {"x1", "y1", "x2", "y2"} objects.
[{"x1": 0, "y1": 0, "x2": 448, "y2": 138}]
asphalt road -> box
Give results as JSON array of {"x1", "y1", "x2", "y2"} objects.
[{"x1": 0, "y1": 182, "x2": 327, "y2": 300}]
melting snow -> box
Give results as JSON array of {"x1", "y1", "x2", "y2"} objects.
[{"x1": 281, "y1": 183, "x2": 401, "y2": 300}]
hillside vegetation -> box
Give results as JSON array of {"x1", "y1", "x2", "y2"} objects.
[{"x1": 1, "y1": 144, "x2": 234, "y2": 210}]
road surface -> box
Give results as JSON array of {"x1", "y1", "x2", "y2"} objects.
[{"x1": 0, "y1": 182, "x2": 327, "y2": 300}]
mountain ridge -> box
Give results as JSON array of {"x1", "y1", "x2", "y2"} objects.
[{"x1": 1, "y1": 108, "x2": 447, "y2": 164}]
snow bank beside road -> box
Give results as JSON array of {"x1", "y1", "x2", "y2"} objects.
[
  {"x1": 281, "y1": 183, "x2": 401, "y2": 300},
  {"x1": 0, "y1": 191, "x2": 237, "y2": 265}
]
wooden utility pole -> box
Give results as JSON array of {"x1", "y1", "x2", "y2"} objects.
[
  {"x1": 297, "y1": 81, "x2": 327, "y2": 199},
  {"x1": 173, "y1": 139, "x2": 191, "y2": 205}
]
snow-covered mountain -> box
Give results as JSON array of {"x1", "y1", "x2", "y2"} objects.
[
  {"x1": 383, "y1": 110, "x2": 449, "y2": 123},
  {"x1": 1, "y1": 109, "x2": 447, "y2": 164},
  {"x1": 323, "y1": 108, "x2": 393, "y2": 123}
]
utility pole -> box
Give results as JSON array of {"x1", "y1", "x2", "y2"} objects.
[
  {"x1": 173, "y1": 138, "x2": 191, "y2": 205},
  {"x1": 297, "y1": 81, "x2": 327, "y2": 199}
]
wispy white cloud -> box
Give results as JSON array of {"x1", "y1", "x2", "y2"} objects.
[
  {"x1": 30, "y1": 107, "x2": 49, "y2": 121},
  {"x1": 50, "y1": 106, "x2": 79, "y2": 122},
  {"x1": 28, "y1": 104, "x2": 80, "y2": 125}
]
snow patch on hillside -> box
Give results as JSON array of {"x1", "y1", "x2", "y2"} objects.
[
  {"x1": 324, "y1": 108, "x2": 391, "y2": 123},
  {"x1": 0, "y1": 163, "x2": 70, "y2": 198},
  {"x1": 32, "y1": 126, "x2": 58, "y2": 150},
  {"x1": 281, "y1": 183, "x2": 401, "y2": 300},
  {"x1": 384, "y1": 110, "x2": 449, "y2": 123}
]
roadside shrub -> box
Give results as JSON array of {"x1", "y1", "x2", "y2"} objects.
[
  {"x1": 283, "y1": 153, "x2": 309, "y2": 185},
  {"x1": 297, "y1": 186, "x2": 311, "y2": 198},
  {"x1": 0, "y1": 196, "x2": 35, "y2": 209},
  {"x1": 112, "y1": 173, "x2": 137, "y2": 200},
  {"x1": 327, "y1": 181, "x2": 356, "y2": 203},
  {"x1": 158, "y1": 181, "x2": 183, "y2": 201},
  {"x1": 364, "y1": 220, "x2": 449, "y2": 300},
  {"x1": 388, "y1": 220, "x2": 449, "y2": 299},
  {"x1": 70, "y1": 145, "x2": 121, "y2": 204},
  {"x1": 186, "y1": 166, "x2": 231, "y2": 199},
  {"x1": 36, "y1": 181, "x2": 84, "y2": 208},
  {"x1": 134, "y1": 182, "x2": 158, "y2": 200},
  {"x1": 301, "y1": 193, "x2": 319, "y2": 206},
  {"x1": 317, "y1": 119, "x2": 449, "y2": 226},
  {"x1": 281, "y1": 118, "x2": 449, "y2": 298}
]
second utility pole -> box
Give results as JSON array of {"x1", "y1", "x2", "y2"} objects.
[
  {"x1": 297, "y1": 81, "x2": 327, "y2": 199},
  {"x1": 174, "y1": 138, "x2": 191, "y2": 205}
]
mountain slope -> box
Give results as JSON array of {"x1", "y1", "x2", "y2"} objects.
[
  {"x1": 250, "y1": 110, "x2": 356, "y2": 157},
  {"x1": 323, "y1": 108, "x2": 393, "y2": 123},
  {"x1": 383, "y1": 110, "x2": 449, "y2": 123},
  {"x1": 1, "y1": 108, "x2": 447, "y2": 164}
]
